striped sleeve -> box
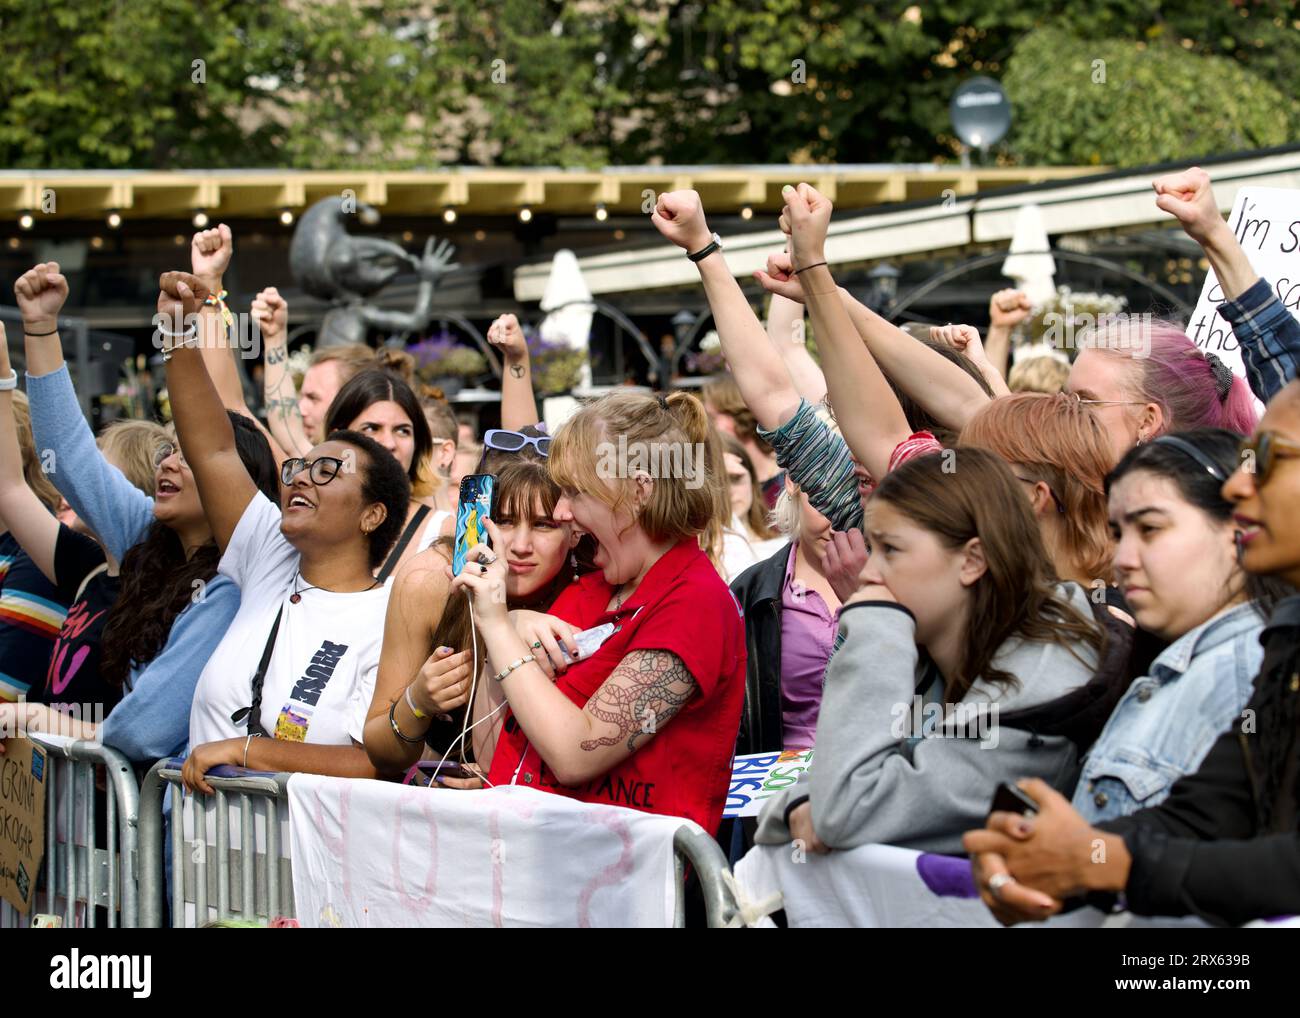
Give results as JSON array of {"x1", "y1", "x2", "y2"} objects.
[{"x1": 757, "y1": 398, "x2": 863, "y2": 533}]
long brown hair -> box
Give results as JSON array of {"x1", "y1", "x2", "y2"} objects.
[
  {"x1": 721, "y1": 433, "x2": 777, "y2": 540},
  {"x1": 872, "y1": 447, "x2": 1103, "y2": 701}
]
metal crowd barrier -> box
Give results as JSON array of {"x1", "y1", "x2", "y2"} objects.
[
  {"x1": 0, "y1": 733, "x2": 140, "y2": 928},
  {"x1": 139, "y1": 759, "x2": 741, "y2": 928},
  {"x1": 138, "y1": 759, "x2": 293, "y2": 928}
]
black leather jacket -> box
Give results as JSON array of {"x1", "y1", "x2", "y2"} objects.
[{"x1": 729, "y1": 542, "x2": 794, "y2": 756}]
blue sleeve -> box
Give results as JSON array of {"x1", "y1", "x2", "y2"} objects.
[
  {"x1": 99, "y1": 575, "x2": 240, "y2": 762},
  {"x1": 756, "y1": 398, "x2": 863, "y2": 533},
  {"x1": 1218, "y1": 278, "x2": 1300, "y2": 404},
  {"x1": 26, "y1": 364, "x2": 155, "y2": 561}
]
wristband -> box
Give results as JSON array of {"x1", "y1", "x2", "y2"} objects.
[
  {"x1": 493, "y1": 654, "x2": 536, "y2": 683},
  {"x1": 203, "y1": 289, "x2": 235, "y2": 329},
  {"x1": 0, "y1": 369, "x2": 16, "y2": 392},
  {"x1": 687, "y1": 233, "x2": 723, "y2": 263},
  {"x1": 404, "y1": 683, "x2": 428, "y2": 720},
  {"x1": 794, "y1": 261, "x2": 828, "y2": 275},
  {"x1": 22, "y1": 324, "x2": 58, "y2": 337}
]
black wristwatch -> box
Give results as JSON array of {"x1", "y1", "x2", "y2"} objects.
[{"x1": 687, "y1": 232, "x2": 723, "y2": 262}]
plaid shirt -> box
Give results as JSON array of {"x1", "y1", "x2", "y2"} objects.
[{"x1": 1219, "y1": 278, "x2": 1300, "y2": 403}]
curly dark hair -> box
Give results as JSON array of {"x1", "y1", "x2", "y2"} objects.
[
  {"x1": 100, "y1": 413, "x2": 279, "y2": 688},
  {"x1": 325, "y1": 428, "x2": 412, "y2": 569}
]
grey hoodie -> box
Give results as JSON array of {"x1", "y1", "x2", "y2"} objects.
[{"x1": 754, "y1": 584, "x2": 1100, "y2": 854}]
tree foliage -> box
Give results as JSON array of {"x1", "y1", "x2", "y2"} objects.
[{"x1": 0, "y1": 0, "x2": 1295, "y2": 169}]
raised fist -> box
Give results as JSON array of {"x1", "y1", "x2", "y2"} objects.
[
  {"x1": 191, "y1": 224, "x2": 233, "y2": 288},
  {"x1": 778, "y1": 182, "x2": 833, "y2": 269},
  {"x1": 753, "y1": 250, "x2": 805, "y2": 303},
  {"x1": 14, "y1": 262, "x2": 70, "y2": 328},
  {"x1": 156, "y1": 271, "x2": 211, "y2": 333},
  {"x1": 988, "y1": 289, "x2": 1031, "y2": 329},
  {"x1": 650, "y1": 190, "x2": 712, "y2": 254},
  {"x1": 486, "y1": 313, "x2": 527, "y2": 361},
  {"x1": 930, "y1": 323, "x2": 983, "y2": 354},
  {"x1": 1152, "y1": 167, "x2": 1225, "y2": 246},
  {"x1": 250, "y1": 287, "x2": 288, "y2": 341}
]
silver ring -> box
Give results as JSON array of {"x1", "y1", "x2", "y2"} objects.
[
  {"x1": 988, "y1": 872, "x2": 1014, "y2": 900},
  {"x1": 478, "y1": 550, "x2": 497, "y2": 565}
]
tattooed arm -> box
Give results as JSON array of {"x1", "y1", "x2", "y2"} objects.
[
  {"x1": 473, "y1": 605, "x2": 700, "y2": 784},
  {"x1": 487, "y1": 314, "x2": 541, "y2": 429},
  {"x1": 255, "y1": 287, "x2": 312, "y2": 457}
]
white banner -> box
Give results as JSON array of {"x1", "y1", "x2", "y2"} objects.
[
  {"x1": 734, "y1": 841, "x2": 1208, "y2": 928},
  {"x1": 1186, "y1": 186, "x2": 1300, "y2": 387},
  {"x1": 287, "y1": 777, "x2": 690, "y2": 928}
]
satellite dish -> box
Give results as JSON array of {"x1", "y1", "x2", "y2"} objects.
[{"x1": 950, "y1": 76, "x2": 1011, "y2": 149}]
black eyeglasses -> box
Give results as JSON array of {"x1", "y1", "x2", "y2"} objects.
[
  {"x1": 154, "y1": 442, "x2": 188, "y2": 469},
  {"x1": 1238, "y1": 431, "x2": 1300, "y2": 486},
  {"x1": 484, "y1": 429, "x2": 551, "y2": 457},
  {"x1": 1013, "y1": 474, "x2": 1066, "y2": 514},
  {"x1": 281, "y1": 456, "x2": 348, "y2": 486}
]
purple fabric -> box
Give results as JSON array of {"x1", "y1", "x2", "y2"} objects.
[
  {"x1": 779, "y1": 543, "x2": 835, "y2": 750},
  {"x1": 915, "y1": 853, "x2": 980, "y2": 898}
]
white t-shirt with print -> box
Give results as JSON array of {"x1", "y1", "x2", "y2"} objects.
[{"x1": 188, "y1": 492, "x2": 391, "y2": 750}]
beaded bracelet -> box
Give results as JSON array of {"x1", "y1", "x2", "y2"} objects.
[{"x1": 492, "y1": 654, "x2": 536, "y2": 683}]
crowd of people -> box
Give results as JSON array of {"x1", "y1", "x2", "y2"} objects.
[{"x1": 0, "y1": 164, "x2": 1298, "y2": 927}]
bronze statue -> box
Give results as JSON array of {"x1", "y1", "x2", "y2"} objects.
[{"x1": 289, "y1": 196, "x2": 457, "y2": 348}]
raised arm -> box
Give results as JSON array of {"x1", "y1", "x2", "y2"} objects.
[
  {"x1": 487, "y1": 314, "x2": 540, "y2": 429},
  {"x1": 0, "y1": 323, "x2": 60, "y2": 582},
  {"x1": 983, "y1": 289, "x2": 1031, "y2": 379},
  {"x1": 1154, "y1": 167, "x2": 1257, "y2": 301},
  {"x1": 757, "y1": 251, "x2": 995, "y2": 437},
  {"x1": 764, "y1": 290, "x2": 827, "y2": 405},
  {"x1": 1153, "y1": 166, "x2": 1300, "y2": 402},
  {"x1": 157, "y1": 271, "x2": 257, "y2": 553},
  {"x1": 190, "y1": 228, "x2": 292, "y2": 464},
  {"x1": 253, "y1": 286, "x2": 311, "y2": 457},
  {"x1": 17, "y1": 263, "x2": 154, "y2": 560},
  {"x1": 650, "y1": 191, "x2": 801, "y2": 431},
  {"x1": 777, "y1": 184, "x2": 912, "y2": 482}
]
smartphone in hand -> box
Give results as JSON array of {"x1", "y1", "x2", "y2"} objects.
[
  {"x1": 989, "y1": 781, "x2": 1039, "y2": 818},
  {"x1": 452, "y1": 473, "x2": 496, "y2": 576}
]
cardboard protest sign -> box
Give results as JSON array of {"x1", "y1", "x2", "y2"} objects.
[
  {"x1": 0, "y1": 738, "x2": 47, "y2": 914},
  {"x1": 1186, "y1": 186, "x2": 1300, "y2": 389},
  {"x1": 724, "y1": 748, "x2": 813, "y2": 819}
]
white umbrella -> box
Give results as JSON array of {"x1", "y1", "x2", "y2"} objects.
[
  {"x1": 538, "y1": 249, "x2": 597, "y2": 392},
  {"x1": 1000, "y1": 203, "x2": 1056, "y2": 307}
]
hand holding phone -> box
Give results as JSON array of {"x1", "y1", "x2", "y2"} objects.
[
  {"x1": 989, "y1": 781, "x2": 1039, "y2": 818},
  {"x1": 452, "y1": 473, "x2": 496, "y2": 576}
]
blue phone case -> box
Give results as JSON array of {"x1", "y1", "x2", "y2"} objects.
[{"x1": 452, "y1": 474, "x2": 495, "y2": 575}]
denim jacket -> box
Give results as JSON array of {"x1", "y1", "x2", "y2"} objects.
[{"x1": 1074, "y1": 601, "x2": 1265, "y2": 823}]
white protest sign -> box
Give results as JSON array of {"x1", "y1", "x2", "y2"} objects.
[{"x1": 1186, "y1": 186, "x2": 1300, "y2": 390}]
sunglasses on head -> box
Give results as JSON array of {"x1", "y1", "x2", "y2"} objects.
[
  {"x1": 280, "y1": 455, "x2": 348, "y2": 487},
  {"x1": 1238, "y1": 431, "x2": 1300, "y2": 486},
  {"x1": 484, "y1": 429, "x2": 551, "y2": 457},
  {"x1": 154, "y1": 442, "x2": 188, "y2": 469}
]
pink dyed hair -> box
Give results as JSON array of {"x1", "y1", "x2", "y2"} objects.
[{"x1": 1090, "y1": 319, "x2": 1258, "y2": 436}]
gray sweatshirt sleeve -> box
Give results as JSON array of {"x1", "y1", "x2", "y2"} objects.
[{"x1": 754, "y1": 601, "x2": 1078, "y2": 855}]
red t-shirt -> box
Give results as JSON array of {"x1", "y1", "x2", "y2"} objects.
[{"x1": 486, "y1": 539, "x2": 746, "y2": 834}]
